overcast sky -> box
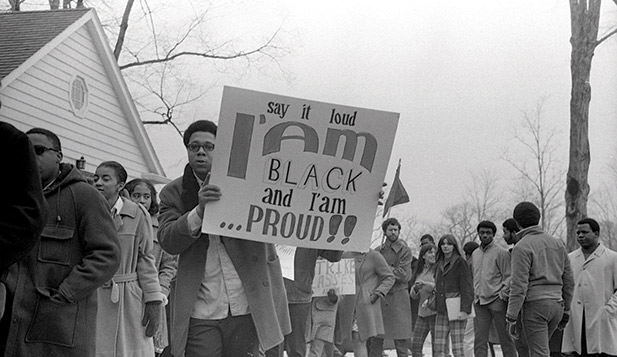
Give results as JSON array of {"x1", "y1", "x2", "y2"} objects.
[{"x1": 141, "y1": 0, "x2": 617, "y2": 225}]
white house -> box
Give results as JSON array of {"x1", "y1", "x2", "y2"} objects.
[{"x1": 0, "y1": 8, "x2": 167, "y2": 183}]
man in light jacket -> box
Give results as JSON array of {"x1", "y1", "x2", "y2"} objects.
[
  {"x1": 472, "y1": 220, "x2": 516, "y2": 357},
  {"x1": 562, "y1": 218, "x2": 617, "y2": 355},
  {"x1": 506, "y1": 201, "x2": 574, "y2": 356}
]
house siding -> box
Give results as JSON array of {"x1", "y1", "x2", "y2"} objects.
[{"x1": 0, "y1": 25, "x2": 150, "y2": 178}]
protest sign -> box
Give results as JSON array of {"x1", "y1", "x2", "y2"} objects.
[
  {"x1": 275, "y1": 245, "x2": 295, "y2": 280},
  {"x1": 312, "y1": 258, "x2": 356, "y2": 297},
  {"x1": 202, "y1": 86, "x2": 399, "y2": 251}
]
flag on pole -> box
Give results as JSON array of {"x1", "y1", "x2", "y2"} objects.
[{"x1": 383, "y1": 159, "x2": 410, "y2": 217}]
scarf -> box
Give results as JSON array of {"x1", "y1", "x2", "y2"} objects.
[
  {"x1": 179, "y1": 164, "x2": 210, "y2": 243},
  {"x1": 180, "y1": 164, "x2": 200, "y2": 214}
]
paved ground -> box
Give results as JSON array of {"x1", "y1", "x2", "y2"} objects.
[{"x1": 345, "y1": 339, "x2": 504, "y2": 356}]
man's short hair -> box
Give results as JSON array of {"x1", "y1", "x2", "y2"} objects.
[
  {"x1": 183, "y1": 120, "x2": 217, "y2": 147},
  {"x1": 99, "y1": 161, "x2": 128, "y2": 184},
  {"x1": 513, "y1": 201, "x2": 541, "y2": 228},
  {"x1": 502, "y1": 218, "x2": 520, "y2": 233},
  {"x1": 578, "y1": 217, "x2": 600, "y2": 234},
  {"x1": 477, "y1": 220, "x2": 497, "y2": 234},
  {"x1": 420, "y1": 234, "x2": 434, "y2": 244},
  {"x1": 381, "y1": 217, "x2": 401, "y2": 232},
  {"x1": 463, "y1": 241, "x2": 480, "y2": 256},
  {"x1": 26, "y1": 127, "x2": 62, "y2": 151}
]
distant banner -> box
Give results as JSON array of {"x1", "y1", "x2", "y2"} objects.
[
  {"x1": 312, "y1": 258, "x2": 356, "y2": 297},
  {"x1": 203, "y1": 86, "x2": 399, "y2": 251}
]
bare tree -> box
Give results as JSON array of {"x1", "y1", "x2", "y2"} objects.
[
  {"x1": 441, "y1": 201, "x2": 477, "y2": 245},
  {"x1": 465, "y1": 169, "x2": 503, "y2": 222},
  {"x1": 439, "y1": 169, "x2": 504, "y2": 246},
  {"x1": 503, "y1": 97, "x2": 565, "y2": 237},
  {"x1": 102, "y1": 0, "x2": 290, "y2": 136},
  {"x1": 126, "y1": 60, "x2": 207, "y2": 135},
  {"x1": 566, "y1": 0, "x2": 617, "y2": 251},
  {"x1": 8, "y1": 0, "x2": 23, "y2": 10},
  {"x1": 589, "y1": 159, "x2": 617, "y2": 250}
]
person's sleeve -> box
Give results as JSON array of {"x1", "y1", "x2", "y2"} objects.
[
  {"x1": 57, "y1": 185, "x2": 120, "y2": 303},
  {"x1": 561, "y1": 245, "x2": 574, "y2": 312},
  {"x1": 409, "y1": 284, "x2": 421, "y2": 299},
  {"x1": 157, "y1": 248, "x2": 177, "y2": 297},
  {"x1": 319, "y1": 249, "x2": 343, "y2": 263},
  {"x1": 0, "y1": 130, "x2": 48, "y2": 271},
  {"x1": 607, "y1": 253, "x2": 617, "y2": 314},
  {"x1": 498, "y1": 249, "x2": 512, "y2": 300},
  {"x1": 158, "y1": 183, "x2": 202, "y2": 255},
  {"x1": 373, "y1": 252, "x2": 395, "y2": 298},
  {"x1": 459, "y1": 257, "x2": 474, "y2": 314},
  {"x1": 506, "y1": 245, "x2": 531, "y2": 319},
  {"x1": 135, "y1": 207, "x2": 163, "y2": 303},
  {"x1": 186, "y1": 208, "x2": 203, "y2": 236},
  {"x1": 391, "y1": 246, "x2": 413, "y2": 283}
]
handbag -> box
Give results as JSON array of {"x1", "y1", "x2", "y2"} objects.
[
  {"x1": 445, "y1": 296, "x2": 475, "y2": 321},
  {"x1": 424, "y1": 289, "x2": 436, "y2": 311}
]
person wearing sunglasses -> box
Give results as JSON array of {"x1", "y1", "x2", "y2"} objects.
[{"x1": 0, "y1": 127, "x2": 120, "y2": 357}]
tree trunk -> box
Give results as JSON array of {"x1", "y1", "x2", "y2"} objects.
[
  {"x1": 9, "y1": 0, "x2": 20, "y2": 11},
  {"x1": 566, "y1": 0, "x2": 601, "y2": 251},
  {"x1": 113, "y1": 0, "x2": 136, "y2": 60}
]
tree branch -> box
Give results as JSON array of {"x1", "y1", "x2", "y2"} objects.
[
  {"x1": 596, "y1": 27, "x2": 617, "y2": 47},
  {"x1": 119, "y1": 28, "x2": 280, "y2": 70}
]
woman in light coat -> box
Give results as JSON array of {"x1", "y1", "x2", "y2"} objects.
[
  {"x1": 94, "y1": 161, "x2": 163, "y2": 357},
  {"x1": 338, "y1": 249, "x2": 394, "y2": 357},
  {"x1": 125, "y1": 178, "x2": 177, "y2": 356}
]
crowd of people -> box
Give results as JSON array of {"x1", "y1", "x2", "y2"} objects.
[{"x1": 1, "y1": 118, "x2": 616, "y2": 357}]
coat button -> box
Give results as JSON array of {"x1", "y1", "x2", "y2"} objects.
[
  {"x1": 263, "y1": 281, "x2": 269, "y2": 287},
  {"x1": 12, "y1": 318, "x2": 18, "y2": 323}
]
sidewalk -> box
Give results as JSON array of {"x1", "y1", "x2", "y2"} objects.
[{"x1": 349, "y1": 339, "x2": 504, "y2": 356}]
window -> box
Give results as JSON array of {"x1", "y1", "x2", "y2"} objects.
[{"x1": 69, "y1": 75, "x2": 89, "y2": 117}]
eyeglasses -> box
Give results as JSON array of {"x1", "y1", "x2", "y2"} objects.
[
  {"x1": 187, "y1": 142, "x2": 215, "y2": 152},
  {"x1": 33, "y1": 145, "x2": 59, "y2": 155}
]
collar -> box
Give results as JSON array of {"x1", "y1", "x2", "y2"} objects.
[
  {"x1": 480, "y1": 241, "x2": 494, "y2": 251},
  {"x1": 383, "y1": 238, "x2": 405, "y2": 253},
  {"x1": 577, "y1": 243, "x2": 605, "y2": 260},
  {"x1": 193, "y1": 169, "x2": 204, "y2": 186},
  {"x1": 42, "y1": 170, "x2": 61, "y2": 191},
  {"x1": 516, "y1": 225, "x2": 542, "y2": 240},
  {"x1": 111, "y1": 196, "x2": 124, "y2": 217}
]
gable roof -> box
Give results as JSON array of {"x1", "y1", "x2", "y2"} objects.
[
  {"x1": 0, "y1": 8, "x2": 167, "y2": 182},
  {"x1": 0, "y1": 9, "x2": 91, "y2": 80}
]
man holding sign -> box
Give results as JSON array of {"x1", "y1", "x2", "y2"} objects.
[{"x1": 158, "y1": 120, "x2": 291, "y2": 357}]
